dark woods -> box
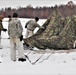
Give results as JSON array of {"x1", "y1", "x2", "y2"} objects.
[{"x1": 0, "y1": 1, "x2": 76, "y2": 19}]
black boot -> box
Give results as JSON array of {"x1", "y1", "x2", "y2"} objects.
[{"x1": 18, "y1": 58, "x2": 26, "y2": 62}]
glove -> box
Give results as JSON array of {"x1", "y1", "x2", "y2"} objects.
[
  {"x1": 20, "y1": 35, "x2": 23, "y2": 41},
  {"x1": 3, "y1": 29, "x2": 7, "y2": 32}
]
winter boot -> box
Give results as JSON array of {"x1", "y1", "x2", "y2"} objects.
[
  {"x1": 18, "y1": 58, "x2": 26, "y2": 62},
  {"x1": 0, "y1": 45, "x2": 2, "y2": 49}
]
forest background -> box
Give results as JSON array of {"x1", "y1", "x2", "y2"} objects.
[{"x1": 0, "y1": 1, "x2": 76, "y2": 19}]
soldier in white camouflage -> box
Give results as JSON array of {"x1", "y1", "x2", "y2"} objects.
[
  {"x1": 0, "y1": 15, "x2": 7, "y2": 49},
  {"x1": 25, "y1": 17, "x2": 42, "y2": 38},
  {"x1": 24, "y1": 17, "x2": 44, "y2": 50},
  {"x1": 8, "y1": 13, "x2": 26, "y2": 62}
]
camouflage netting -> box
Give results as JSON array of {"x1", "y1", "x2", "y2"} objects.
[{"x1": 24, "y1": 10, "x2": 76, "y2": 50}]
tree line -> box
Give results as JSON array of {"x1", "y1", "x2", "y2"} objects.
[{"x1": 0, "y1": 1, "x2": 76, "y2": 19}]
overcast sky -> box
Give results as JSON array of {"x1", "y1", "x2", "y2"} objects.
[{"x1": 0, "y1": 0, "x2": 76, "y2": 9}]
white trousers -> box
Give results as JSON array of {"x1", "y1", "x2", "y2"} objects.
[
  {"x1": 10, "y1": 37, "x2": 25, "y2": 61},
  {"x1": 25, "y1": 29, "x2": 34, "y2": 38}
]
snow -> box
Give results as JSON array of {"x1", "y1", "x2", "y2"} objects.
[{"x1": 0, "y1": 18, "x2": 76, "y2": 75}]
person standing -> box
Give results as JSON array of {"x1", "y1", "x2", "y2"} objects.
[
  {"x1": 8, "y1": 15, "x2": 12, "y2": 22},
  {"x1": 7, "y1": 15, "x2": 12, "y2": 39},
  {"x1": 24, "y1": 17, "x2": 44, "y2": 50},
  {"x1": 0, "y1": 15, "x2": 7, "y2": 49},
  {"x1": 8, "y1": 13, "x2": 26, "y2": 62},
  {"x1": 25, "y1": 17, "x2": 42, "y2": 38}
]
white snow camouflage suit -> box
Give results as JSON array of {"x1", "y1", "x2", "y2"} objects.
[{"x1": 8, "y1": 18, "x2": 25, "y2": 61}]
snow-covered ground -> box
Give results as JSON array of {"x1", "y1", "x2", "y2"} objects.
[{"x1": 0, "y1": 18, "x2": 76, "y2": 75}]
